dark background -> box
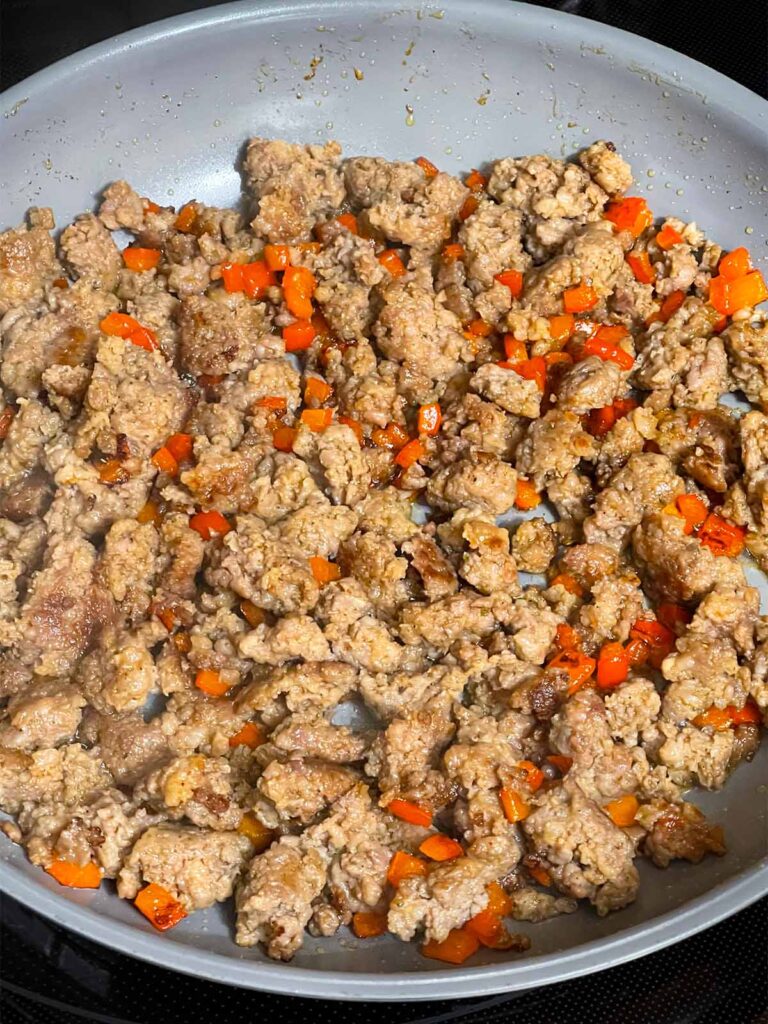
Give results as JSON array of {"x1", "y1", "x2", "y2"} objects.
[
  {"x1": 1, "y1": 1, "x2": 767, "y2": 1022},
  {"x1": 1, "y1": 0, "x2": 766, "y2": 96}
]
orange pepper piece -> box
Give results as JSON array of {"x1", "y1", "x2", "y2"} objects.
[
  {"x1": 697, "y1": 513, "x2": 746, "y2": 558},
  {"x1": 173, "y1": 203, "x2": 198, "y2": 233},
  {"x1": 547, "y1": 650, "x2": 596, "y2": 694},
  {"x1": 728, "y1": 700, "x2": 761, "y2": 726},
  {"x1": 442, "y1": 243, "x2": 465, "y2": 262},
  {"x1": 387, "y1": 850, "x2": 429, "y2": 887},
  {"x1": 188, "y1": 510, "x2": 231, "y2": 540},
  {"x1": 499, "y1": 787, "x2": 530, "y2": 824},
  {"x1": 336, "y1": 212, "x2": 359, "y2": 234},
  {"x1": 387, "y1": 799, "x2": 433, "y2": 828},
  {"x1": 656, "y1": 224, "x2": 684, "y2": 250},
  {"x1": 710, "y1": 270, "x2": 768, "y2": 316},
  {"x1": 464, "y1": 909, "x2": 518, "y2": 950},
  {"x1": 550, "y1": 574, "x2": 584, "y2": 598},
  {"x1": 626, "y1": 250, "x2": 655, "y2": 285},
  {"x1": 503, "y1": 334, "x2": 527, "y2": 362},
  {"x1": 239, "y1": 600, "x2": 265, "y2": 627},
  {"x1": 417, "y1": 403, "x2": 442, "y2": 436},
  {"x1": 283, "y1": 320, "x2": 317, "y2": 352},
  {"x1": 0, "y1": 406, "x2": 15, "y2": 439},
  {"x1": 394, "y1": 439, "x2": 425, "y2": 469},
  {"x1": 415, "y1": 155, "x2": 439, "y2": 178},
  {"x1": 514, "y1": 478, "x2": 540, "y2": 511},
  {"x1": 309, "y1": 556, "x2": 342, "y2": 585},
  {"x1": 352, "y1": 911, "x2": 388, "y2": 939},
  {"x1": 228, "y1": 722, "x2": 265, "y2": 749},
  {"x1": 220, "y1": 261, "x2": 245, "y2": 292},
  {"x1": 494, "y1": 269, "x2": 524, "y2": 297},
  {"x1": 459, "y1": 195, "x2": 479, "y2": 222},
  {"x1": 596, "y1": 641, "x2": 630, "y2": 690},
  {"x1": 422, "y1": 928, "x2": 479, "y2": 965},
  {"x1": 264, "y1": 244, "x2": 291, "y2": 272},
  {"x1": 485, "y1": 881, "x2": 513, "y2": 917},
  {"x1": 123, "y1": 247, "x2": 161, "y2": 272},
  {"x1": 546, "y1": 754, "x2": 573, "y2": 774},
  {"x1": 136, "y1": 499, "x2": 161, "y2": 526},
  {"x1": 517, "y1": 760, "x2": 545, "y2": 793},
  {"x1": 134, "y1": 883, "x2": 187, "y2": 931},
  {"x1": 419, "y1": 834, "x2": 464, "y2": 862},
  {"x1": 603, "y1": 196, "x2": 653, "y2": 238},
  {"x1": 194, "y1": 669, "x2": 230, "y2": 697},
  {"x1": 45, "y1": 860, "x2": 102, "y2": 889},
  {"x1": 304, "y1": 377, "x2": 332, "y2": 404},
  {"x1": 164, "y1": 433, "x2": 194, "y2": 463},
  {"x1": 151, "y1": 446, "x2": 179, "y2": 476},
  {"x1": 563, "y1": 281, "x2": 599, "y2": 314},
  {"x1": 256, "y1": 395, "x2": 288, "y2": 412},
  {"x1": 238, "y1": 813, "x2": 275, "y2": 852},
  {"x1": 378, "y1": 249, "x2": 407, "y2": 277},
  {"x1": 242, "y1": 260, "x2": 277, "y2": 299},
  {"x1": 510, "y1": 356, "x2": 547, "y2": 392},
  {"x1": 272, "y1": 426, "x2": 297, "y2": 452},
  {"x1": 283, "y1": 265, "x2": 317, "y2": 319},
  {"x1": 693, "y1": 706, "x2": 733, "y2": 730},
  {"x1": 547, "y1": 313, "x2": 575, "y2": 345},
  {"x1": 604, "y1": 794, "x2": 639, "y2": 827},
  {"x1": 464, "y1": 169, "x2": 487, "y2": 192},
  {"x1": 527, "y1": 864, "x2": 552, "y2": 887},
  {"x1": 98, "y1": 458, "x2": 130, "y2": 486},
  {"x1": 718, "y1": 247, "x2": 752, "y2": 280},
  {"x1": 300, "y1": 408, "x2": 333, "y2": 432}
]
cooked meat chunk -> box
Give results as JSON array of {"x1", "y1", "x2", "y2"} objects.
[
  {"x1": 470, "y1": 363, "x2": 541, "y2": 418},
  {"x1": 244, "y1": 138, "x2": 345, "y2": 242},
  {"x1": 134, "y1": 754, "x2": 243, "y2": 831},
  {"x1": 118, "y1": 824, "x2": 251, "y2": 910},
  {"x1": 516, "y1": 410, "x2": 596, "y2": 490},
  {"x1": 178, "y1": 293, "x2": 275, "y2": 377},
  {"x1": 59, "y1": 214, "x2": 122, "y2": 292},
  {"x1": 522, "y1": 782, "x2": 639, "y2": 915},
  {"x1": 0, "y1": 680, "x2": 85, "y2": 751},
  {"x1": 426, "y1": 453, "x2": 517, "y2": 516},
  {"x1": 584, "y1": 453, "x2": 683, "y2": 550},
  {"x1": 637, "y1": 800, "x2": 725, "y2": 868},
  {"x1": 511, "y1": 518, "x2": 556, "y2": 574},
  {"x1": 0, "y1": 220, "x2": 61, "y2": 315},
  {"x1": 555, "y1": 357, "x2": 623, "y2": 414},
  {"x1": 632, "y1": 512, "x2": 744, "y2": 604},
  {"x1": 345, "y1": 157, "x2": 467, "y2": 252},
  {"x1": 388, "y1": 834, "x2": 522, "y2": 942},
  {"x1": 374, "y1": 275, "x2": 467, "y2": 382}
]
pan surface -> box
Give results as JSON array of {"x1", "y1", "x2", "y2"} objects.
[{"x1": 1, "y1": 0, "x2": 767, "y2": 1000}]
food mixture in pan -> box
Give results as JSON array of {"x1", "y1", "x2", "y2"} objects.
[{"x1": 1, "y1": 137, "x2": 767, "y2": 965}]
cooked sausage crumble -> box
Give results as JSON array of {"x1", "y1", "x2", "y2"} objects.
[{"x1": 0, "y1": 138, "x2": 766, "y2": 964}]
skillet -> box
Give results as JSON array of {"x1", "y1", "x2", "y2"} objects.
[{"x1": 1, "y1": 0, "x2": 766, "y2": 1000}]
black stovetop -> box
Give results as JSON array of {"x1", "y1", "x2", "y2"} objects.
[{"x1": 1, "y1": 2, "x2": 767, "y2": 1022}]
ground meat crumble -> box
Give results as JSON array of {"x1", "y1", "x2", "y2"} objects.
[{"x1": 0, "y1": 137, "x2": 764, "y2": 967}]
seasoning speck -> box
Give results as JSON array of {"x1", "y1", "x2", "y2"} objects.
[
  {"x1": 745, "y1": 226, "x2": 754, "y2": 235},
  {"x1": 647, "y1": 169, "x2": 656, "y2": 178},
  {"x1": 304, "y1": 55, "x2": 323, "y2": 81},
  {"x1": 353, "y1": 67, "x2": 364, "y2": 81},
  {"x1": 429, "y1": 9, "x2": 445, "y2": 18},
  {"x1": 405, "y1": 104, "x2": 415, "y2": 127}
]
